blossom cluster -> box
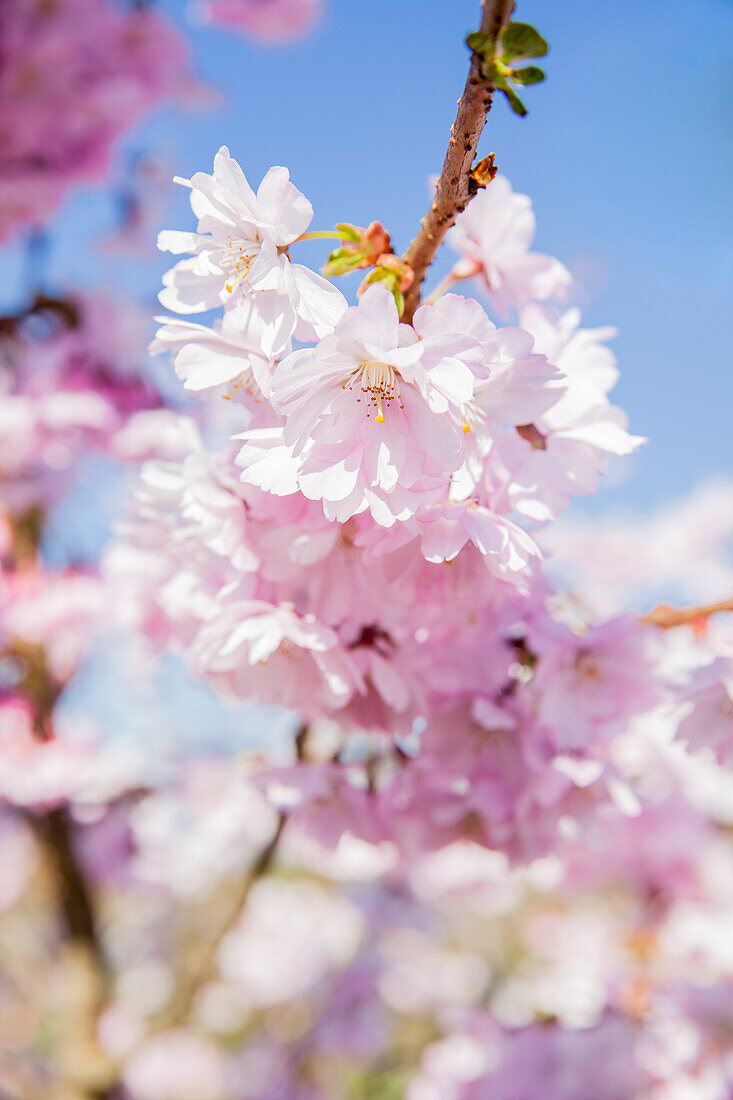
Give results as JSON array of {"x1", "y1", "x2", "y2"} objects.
[
  {"x1": 0, "y1": 0, "x2": 191, "y2": 242},
  {"x1": 99, "y1": 147, "x2": 727, "y2": 871}
]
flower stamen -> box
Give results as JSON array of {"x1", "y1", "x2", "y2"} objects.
[
  {"x1": 218, "y1": 240, "x2": 260, "y2": 292},
  {"x1": 346, "y1": 360, "x2": 398, "y2": 424}
]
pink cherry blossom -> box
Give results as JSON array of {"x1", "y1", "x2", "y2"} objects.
[
  {"x1": 0, "y1": 293, "x2": 163, "y2": 513},
  {"x1": 676, "y1": 653, "x2": 733, "y2": 766},
  {"x1": 0, "y1": 0, "x2": 192, "y2": 242},
  {"x1": 242, "y1": 285, "x2": 482, "y2": 526},
  {"x1": 448, "y1": 174, "x2": 572, "y2": 317},
  {"x1": 197, "y1": 0, "x2": 323, "y2": 43},
  {"x1": 191, "y1": 598, "x2": 363, "y2": 717},
  {"x1": 123, "y1": 1030, "x2": 236, "y2": 1100},
  {"x1": 480, "y1": 305, "x2": 645, "y2": 523},
  {"x1": 158, "y1": 146, "x2": 345, "y2": 353},
  {"x1": 1, "y1": 569, "x2": 105, "y2": 683},
  {"x1": 529, "y1": 615, "x2": 664, "y2": 752},
  {"x1": 0, "y1": 701, "x2": 144, "y2": 810},
  {"x1": 151, "y1": 300, "x2": 276, "y2": 400},
  {"x1": 415, "y1": 500, "x2": 540, "y2": 587},
  {"x1": 408, "y1": 1012, "x2": 649, "y2": 1100}
]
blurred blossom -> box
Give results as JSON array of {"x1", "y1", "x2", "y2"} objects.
[
  {"x1": 0, "y1": 292, "x2": 164, "y2": 514},
  {"x1": 218, "y1": 878, "x2": 365, "y2": 1009},
  {"x1": 124, "y1": 1030, "x2": 236, "y2": 1100},
  {"x1": 0, "y1": 0, "x2": 193, "y2": 243},
  {"x1": 194, "y1": 0, "x2": 324, "y2": 43}
]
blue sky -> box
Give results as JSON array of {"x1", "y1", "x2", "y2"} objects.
[{"x1": 3, "y1": 0, "x2": 731, "y2": 516}]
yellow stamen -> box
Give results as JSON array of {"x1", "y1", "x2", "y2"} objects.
[
  {"x1": 347, "y1": 360, "x2": 398, "y2": 422},
  {"x1": 218, "y1": 240, "x2": 259, "y2": 294}
]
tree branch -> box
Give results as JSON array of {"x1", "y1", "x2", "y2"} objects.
[
  {"x1": 641, "y1": 597, "x2": 733, "y2": 630},
  {"x1": 401, "y1": 0, "x2": 515, "y2": 322},
  {"x1": 31, "y1": 807, "x2": 116, "y2": 1100},
  {"x1": 32, "y1": 807, "x2": 106, "y2": 956}
]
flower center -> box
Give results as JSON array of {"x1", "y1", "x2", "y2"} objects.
[
  {"x1": 223, "y1": 365, "x2": 260, "y2": 401},
  {"x1": 217, "y1": 239, "x2": 260, "y2": 293},
  {"x1": 347, "y1": 360, "x2": 401, "y2": 423},
  {"x1": 575, "y1": 649, "x2": 601, "y2": 682},
  {"x1": 461, "y1": 399, "x2": 486, "y2": 434}
]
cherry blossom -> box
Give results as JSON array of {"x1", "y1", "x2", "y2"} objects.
[
  {"x1": 243, "y1": 285, "x2": 483, "y2": 526},
  {"x1": 448, "y1": 174, "x2": 572, "y2": 317},
  {"x1": 676, "y1": 651, "x2": 733, "y2": 766},
  {"x1": 0, "y1": 293, "x2": 163, "y2": 513},
  {"x1": 191, "y1": 598, "x2": 363, "y2": 716},
  {"x1": 197, "y1": 0, "x2": 324, "y2": 43},
  {"x1": 480, "y1": 305, "x2": 645, "y2": 523},
  {"x1": 151, "y1": 300, "x2": 276, "y2": 399},
  {"x1": 158, "y1": 146, "x2": 346, "y2": 353},
  {"x1": 0, "y1": 0, "x2": 192, "y2": 242}
]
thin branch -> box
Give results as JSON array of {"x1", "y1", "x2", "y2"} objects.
[
  {"x1": 294, "y1": 722, "x2": 310, "y2": 761},
  {"x1": 641, "y1": 597, "x2": 733, "y2": 630},
  {"x1": 30, "y1": 807, "x2": 116, "y2": 1100},
  {"x1": 7, "y1": 516, "x2": 113, "y2": 1097},
  {"x1": 32, "y1": 807, "x2": 106, "y2": 957},
  {"x1": 422, "y1": 271, "x2": 462, "y2": 308},
  {"x1": 401, "y1": 0, "x2": 515, "y2": 322},
  {"x1": 149, "y1": 812, "x2": 287, "y2": 1033}
]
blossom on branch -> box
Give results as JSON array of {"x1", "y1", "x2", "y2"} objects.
[{"x1": 448, "y1": 174, "x2": 572, "y2": 317}]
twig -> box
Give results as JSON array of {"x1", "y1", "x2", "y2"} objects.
[
  {"x1": 401, "y1": 0, "x2": 515, "y2": 322},
  {"x1": 32, "y1": 807, "x2": 106, "y2": 958},
  {"x1": 294, "y1": 722, "x2": 310, "y2": 761},
  {"x1": 7, "y1": 519, "x2": 113, "y2": 1097},
  {"x1": 641, "y1": 597, "x2": 733, "y2": 630},
  {"x1": 423, "y1": 269, "x2": 465, "y2": 305},
  {"x1": 149, "y1": 812, "x2": 287, "y2": 1032},
  {"x1": 31, "y1": 807, "x2": 116, "y2": 1100}
]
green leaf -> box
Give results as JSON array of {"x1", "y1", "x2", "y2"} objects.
[
  {"x1": 363, "y1": 267, "x2": 403, "y2": 314},
  {"x1": 478, "y1": 57, "x2": 506, "y2": 84},
  {"x1": 335, "y1": 222, "x2": 362, "y2": 242},
  {"x1": 323, "y1": 246, "x2": 365, "y2": 276},
  {"x1": 364, "y1": 267, "x2": 395, "y2": 290},
  {"x1": 499, "y1": 22, "x2": 548, "y2": 62},
  {"x1": 466, "y1": 30, "x2": 492, "y2": 56},
  {"x1": 511, "y1": 65, "x2": 545, "y2": 85},
  {"x1": 501, "y1": 84, "x2": 528, "y2": 117}
]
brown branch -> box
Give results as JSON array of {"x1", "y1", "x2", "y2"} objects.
[
  {"x1": 32, "y1": 807, "x2": 106, "y2": 956},
  {"x1": 294, "y1": 722, "x2": 310, "y2": 761},
  {"x1": 641, "y1": 597, "x2": 733, "y2": 630},
  {"x1": 149, "y1": 811, "x2": 287, "y2": 1033},
  {"x1": 401, "y1": 0, "x2": 515, "y2": 322},
  {"x1": 30, "y1": 807, "x2": 116, "y2": 1100}
]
